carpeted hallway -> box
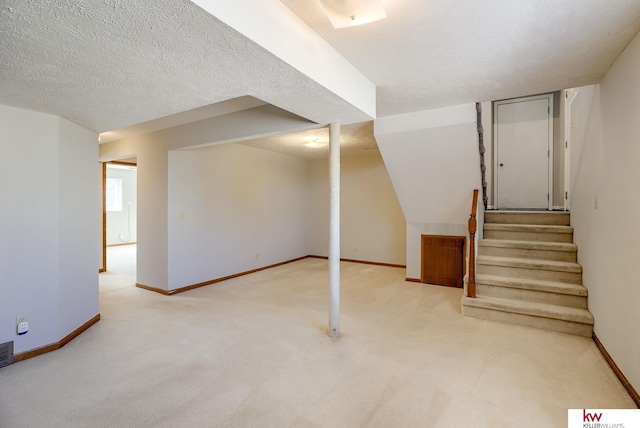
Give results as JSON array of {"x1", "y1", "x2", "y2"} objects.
[{"x1": 0, "y1": 245, "x2": 635, "y2": 427}]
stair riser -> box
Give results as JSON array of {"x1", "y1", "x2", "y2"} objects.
[
  {"x1": 461, "y1": 305, "x2": 593, "y2": 337},
  {"x1": 479, "y1": 246, "x2": 576, "y2": 262},
  {"x1": 483, "y1": 230, "x2": 573, "y2": 243},
  {"x1": 484, "y1": 212, "x2": 570, "y2": 226},
  {"x1": 477, "y1": 264, "x2": 582, "y2": 284},
  {"x1": 467, "y1": 212, "x2": 594, "y2": 337},
  {"x1": 476, "y1": 284, "x2": 587, "y2": 308}
]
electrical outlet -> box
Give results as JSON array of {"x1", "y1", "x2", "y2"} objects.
[
  {"x1": 353, "y1": 247, "x2": 357, "y2": 253},
  {"x1": 16, "y1": 316, "x2": 29, "y2": 336},
  {"x1": 424, "y1": 224, "x2": 430, "y2": 231},
  {"x1": 256, "y1": 252, "x2": 260, "y2": 260},
  {"x1": 178, "y1": 212, "x2": 185, "y2": 221}
]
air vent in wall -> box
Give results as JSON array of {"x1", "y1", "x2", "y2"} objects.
[{"x1": 0, "y1": 341, "x2": 14, "y2": 368}]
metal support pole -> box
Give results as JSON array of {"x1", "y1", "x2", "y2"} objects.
[{"x1": 328, "y1": 122, "x2": 341, "y2": 338}]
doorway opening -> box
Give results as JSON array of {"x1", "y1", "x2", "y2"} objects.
[
  {"x1": 493, "y1": 93, "x2": 554, "y2": 210},
  {"x1": 101, "y1": 160, "x2": 137, "y2": 289}
]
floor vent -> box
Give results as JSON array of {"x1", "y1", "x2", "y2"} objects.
[{"x1": 0, "y1": 341, "x2": 14, "y2": 368}]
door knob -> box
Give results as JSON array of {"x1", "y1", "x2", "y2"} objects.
[{"x1": 499, "y1": 163, "x2": 504, "y2": 167}]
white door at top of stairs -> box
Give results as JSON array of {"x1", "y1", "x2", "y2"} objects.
[{"x1": 494, "y1": 94, "x2": 553, "y2": 210}]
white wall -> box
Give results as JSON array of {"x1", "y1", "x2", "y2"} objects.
[
  {"x1": 100, "y1": 104, "x2": 319, "y2": 291},
  {"x1": 569, "y1": 29, "x2": 640, "y2": 394},
  {"x1": 102, "y1": 114, "x2": 409, "y2": 292},
  {"x1": 57, "y1": 117, "x2": 100, "y2": 338},
  {"x1": 0, "y1": 105, "x2": 98, "y2": 354},
  {"x1": 308, "y1": 152, "x2": 406, "y2": 265},
  {"x1": 0, "y1": 106, "x2": 60, "y2": 352},
  {"x1": 106, "y1": 167, "x2": 137, "y2": 245},
  {"x1": 167, "y1": 143, "x2": 310, "y2": 290},
  {"x1": 375, "y1": 104, "x2": 481, "y2": 279}
]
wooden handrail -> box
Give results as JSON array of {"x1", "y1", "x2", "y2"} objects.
[{"x1": 467, "y1": 189, "x2": 479, "y2": 298}]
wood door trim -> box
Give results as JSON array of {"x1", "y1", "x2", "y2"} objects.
[
  {"x1": 100, "y1": 162, "x2": 106, "y2": 273},
  {"x1": 107, "y1": 160, "x2": 137, "y2": 167},
  {"x1": 101, "y1": 161, "x2": 138, "y2": 273}
]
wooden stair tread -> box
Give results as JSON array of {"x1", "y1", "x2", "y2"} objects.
[{"x1": 462, "y1": 295, "x2": 594, "y2": 324}]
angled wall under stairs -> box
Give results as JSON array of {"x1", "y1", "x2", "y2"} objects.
[{"x1": 462, "y1": 211, "x2": 594, "y2": 336}]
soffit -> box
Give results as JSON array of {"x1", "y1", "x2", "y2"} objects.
[{"x1": 99, "y1": 96, "x2": 267, "y2": 143}]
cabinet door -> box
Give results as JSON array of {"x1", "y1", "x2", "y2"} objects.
[{"x1": 421, "y1": 235, "x2": 465, "y2": 288}]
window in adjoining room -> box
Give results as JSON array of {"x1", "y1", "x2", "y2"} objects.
[{"x1": 106, "y1": 178, "x2": 122, "y2": 211}]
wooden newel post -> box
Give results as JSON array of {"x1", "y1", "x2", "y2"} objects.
[
  {"x1": 467, "y1": 189, "x2": 479, "y2": 298},
  {"x1": 468, "y1": 216, "x2": 477, "y2": 298}
]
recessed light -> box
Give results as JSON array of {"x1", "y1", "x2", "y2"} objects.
[
  {"x1": 318, "y1": 0, "x2": 387, "y2": 29},
  {"x1": 305, "y1": 140, "x2": 326, "y2": 148}
]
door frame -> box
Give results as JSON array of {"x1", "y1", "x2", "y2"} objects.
[
  {"x1": 102, "y1": 160, "x2": 137, "y2": 272},
  {"x1": 493, "y1": 93, "x2": 554, "y2": 210},
  {"x1": 563, "y1": 88, "x2": 579, "y2": 211}
]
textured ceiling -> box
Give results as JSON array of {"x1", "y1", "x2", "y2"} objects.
[
  {"x1": 0, "y1": 0, "x2": 371, "y2": 133},
  {"x1": 281, "y1": 0, "x2": 640, "y2": 117},
  {"x1": 2, "y1": 0, "x2": 640, "y2": 158}
]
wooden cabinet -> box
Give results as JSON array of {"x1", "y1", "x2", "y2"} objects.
[{"x1": 421, "y1": 235, "x2": 465, "y2": 288}]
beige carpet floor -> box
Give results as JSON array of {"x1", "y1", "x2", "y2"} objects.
[{"x1": 0, "y1": 245, "x2": 635, "y2": 427}]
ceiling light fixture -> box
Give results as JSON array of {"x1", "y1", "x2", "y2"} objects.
[
  {"x1": 318, "y1": 0, "x2": 387, "y2": 29},
  {"x1": 305, "y1": 138, "x2": 326, "y2": 148}
]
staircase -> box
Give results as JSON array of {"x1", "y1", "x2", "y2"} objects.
[{"x1": 461, "y1": 211, "x2": 594, "y2": 336}]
